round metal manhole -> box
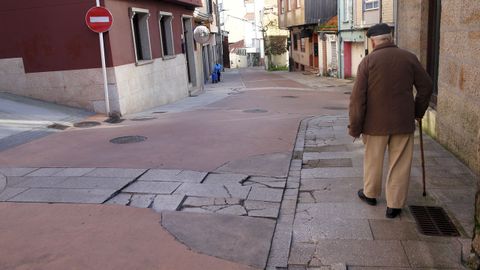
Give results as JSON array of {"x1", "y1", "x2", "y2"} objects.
[
  {"x1": 323, "y1": 106, "x2": 348, "y2": 110},
  {"x1": 130, "y1": 116, "x2": 157, "y2": 121},
  {"x1": 281, "y1": 95, "x2": 299, "y2": 98},
  {"x1": 110, "y1": 135, "x2": 147, "y2": 144},
  {"x1": 73, "y1": 121, "x2": 101, "y2": 128},
  {"x1": 243, "y1": 109, "x2": 268, "y2": 113}
]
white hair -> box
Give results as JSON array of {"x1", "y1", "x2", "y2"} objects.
[{"x1": 370, "y1": 33, "x2": 393, "y2": 44}]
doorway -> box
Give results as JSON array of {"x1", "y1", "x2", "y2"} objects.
[
  {"x1": 344, "y1": 41, "x2": 352, "y2": 78},
  {"x1": 182, "y1": 17, "x2": 196, "y2": 88}
]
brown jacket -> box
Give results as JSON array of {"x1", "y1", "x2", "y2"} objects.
[{"x1": 348, "y1": 42, "x2": 433, "y2": 137}]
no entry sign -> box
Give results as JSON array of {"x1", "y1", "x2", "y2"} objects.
[{"x1": 85, "y1": 6, "x2": 113, "y2": 33}]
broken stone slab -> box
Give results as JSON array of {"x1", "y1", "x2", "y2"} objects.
[
  {"x1": 25, "y1": 168, "x2": 65, "y2": 177},
  {"x1": 183, "y1": 196, "x2": 215, "y2": 207},
  {"x1": 161, "y1": 211, "x2": 275, "y2": 269},
  {"x1": 52, "y1": 168, "x2": 96, "y2": 177},
  {"x1": 104, "y1": 193, "x2": 131, "y2": 205},
  {"x1": 216, "y1": 205, "x2": 248, "y2": 216},
  {"x1": 248, "y1": 187, "x2": 283, "y2": 202},
  {"x1": 85, "y1": 168, "x2": 147, "y2": 178},
  {"x1": 129, "y1": 194, "x2": 155, "y2": 208},
  {"x1": 202, "y1": 173, "x2": 249, "y2": 185},
  {"x1": 0, "y1": 187, "x2": 28, "y2": 201},
  {"x1": 123, "y1": 181, "x2": 180, "y2": 195},
  {"x1": 245, "y1": 200, "x2": 280, "y2": 218},
  {"x1": 138, "y1": 169, "x2": 181, "y2": 181},
  {"x1": 152, "y1": 195, "x2": 185, "y2": 212}
]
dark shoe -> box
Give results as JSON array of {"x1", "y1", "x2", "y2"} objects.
[
  {"x1": 357, "y1": 189, "x2": 377, "y2": 206},
  {"x1": 386, "y1": 207, "x2": 402, "y2": 218}
]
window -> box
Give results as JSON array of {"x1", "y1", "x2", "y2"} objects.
[
  {"x1": 364, "y1": 0, "x2": 379, "y2": 11},
  {"x1": 343, "y1": 0, "x2": 352, "y2": 22},
  {"x1": 287, "y1": 0, "x2": 291, "y2": 11},
  {"x1": 130, "y1": 8, "x2": 152, "y2": 63},
  {"x1": 300, "y1": 38, "x2": 305, "y2": 52},
  {"x1": 280, "y1": 0, "x2": 285, "y2": 14},
  {"x1": 293, "y1": 33, "x2": 298, "y2": 50},
  {"x1": 296, "y1": 0, "x2": 301, "y2": 8},
  {"x1": 159, "y1": 12, "x2": 175, "y2": 57}
]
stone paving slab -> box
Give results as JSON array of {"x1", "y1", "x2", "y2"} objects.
[
  {"x1": 138, "y1": 169, "x2": 182, "y2": 181},
  {"x1": 0, "y1": 187, "x2": 27, "y2": 201},
  {"x1": 7, "y1": 188, "x2": 116, "y2": 203},
  {"x1": 293, "y1": 217, "x2": 373, "y2": 242},
  {"x1": 402, "y1": 240, "x2": 463, "y2": 268},
  {"x1": 11, "y1": 176, "x2": 68, "y2": 188},
  {"x1": 52, "y1": 168, "x2": 95, "y2": 177},
  {"x1": 25, "y1": 168, "x2": 64, "y2": 177},
  {"x1": 123, "y1": 181, "x2": 180, "y2": 194},
  {"x1": 294, "y1": 240, "x2": 411, "y2": 267},
  {"x1": 85, "y1": 168, "x2": 147, "y2": 178},
  {"x1": 129, "y1": 194, "x2": 156, "y2": 208},
  {"x1": 301, "y1": 167, "x2": 363, "y2": 179},
  {"x1": 0, "y1": 167, "x2": 38, "y2": 177},
  {"x1": 161, "y1": 211, "x2": 276, "y2": 269},
  {"x1": 104, "y1": 193, "x2": 131, "y2": 205},
  {"x1": 152, "y1": 195, "x2": 185, "y2": 212},
  {"x1": 203, "y1": 173, "x2": 249, "y2": 184},
  {"x1": 248, "y1": 187, "x2": 283, "y2": 202},
  {"x1": 56, "y1": 177, "x2": 133, "y2": 189},
  {"x1": 0, "y1": 173, "x2": 5, "y2": 192}
]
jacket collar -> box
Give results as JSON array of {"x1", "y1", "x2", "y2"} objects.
[{"x1": 372, "y1": 41, "x2": 397, "y2": 52}]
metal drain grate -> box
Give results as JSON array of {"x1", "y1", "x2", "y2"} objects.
[
  {"x1": 152, "y1": 111, "x2": 167, "y2": 114},
  {"x1": 281, "y1": 95, "x2": 299, "y2": 98},
  {"x1": 302, "y1": 158, "x2": 353, "y2": 169},
  {"x1": 243, "y1": 109, "x2": 268, "y2": 113},
  {"x1": 409, "y1": 205, "x2": 460, "y2": 237},
  {"x1": 73, "y1": 121, "x2": 101, "y2": 128},
  {"x1": 48, "y1": 123, "x2": 70, "y2": 130},
  {"x1": 110, "y1": 135, "x2": 147, "y2": 144}
]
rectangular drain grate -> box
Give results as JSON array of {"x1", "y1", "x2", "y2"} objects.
[
  {"x1": 409, "y1": 205, "x2": 460, "y2": 237},
  {"x1": 302, "y1": 158, "x2": 353, "y2": 169}
]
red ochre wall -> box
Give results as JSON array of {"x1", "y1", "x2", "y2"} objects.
[
  {"x1": 105, "y1": 0, "x2": 196, "y2": 67},
  {"x1": 0, "y1": 0, "x2": 100, "y2": 73},
  {"x1": 0, "y1": 0, "x2": 199, "y2": 73}
]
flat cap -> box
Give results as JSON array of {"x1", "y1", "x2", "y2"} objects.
[{"x1": 366, "y1": 23, "x2": 391, "y2": 37}]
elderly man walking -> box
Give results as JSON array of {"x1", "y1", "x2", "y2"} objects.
[{"x1": 348, "y1": 23, "x2": 433, "y2": 218}]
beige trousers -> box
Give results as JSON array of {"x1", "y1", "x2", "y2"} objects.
[{"x1": 362, "y1": 133, "x2": 414, "y2": 208}]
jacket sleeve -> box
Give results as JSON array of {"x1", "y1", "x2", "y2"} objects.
[
  {"x1": 349, "y1": 57, "x2": 368, "y2": 137},
  {"x1": 412, "y1": 57, "x2": 433, "y2": 118}
]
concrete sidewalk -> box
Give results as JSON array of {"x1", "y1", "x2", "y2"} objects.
[{"x1": 269, "y1": 114, "x2": 476, "y2": 270}]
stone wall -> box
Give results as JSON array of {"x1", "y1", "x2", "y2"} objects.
[
  {"x1": 397, "y1": 0, "x2": 480, "y2": 264},
  {"x1": 0, "y1": 56, "x2": 190, "y2": 115}
]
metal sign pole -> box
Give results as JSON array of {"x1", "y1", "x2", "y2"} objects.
[{"x1": 96, "y1": 0, "x2": 110, "y2": 116}]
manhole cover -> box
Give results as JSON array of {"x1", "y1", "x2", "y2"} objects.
[
  {"x1": 48, "y1": 123, "x2": 70, "y2": 130},
  {"x1": 243, "y1": 109, "x2": 268, "y2": 113},
  {"x1": 409, "y1": 205, "x2": 460, "y2": 237},
  {"x1": 323, "y1": 106, "x2": 347, "y2": 110},
  {"x1": 281, "y1": 95, "x2": 299, "y2": 98},
  {"x1": 130, "y1": 116, "x2": 156, "y2": 121},
  {"x1": 73, "y1": 121, "x2": 101, "y2": 128},
  {"x1": 110, "y1": 135, "x2": 147, "y2": 144}
]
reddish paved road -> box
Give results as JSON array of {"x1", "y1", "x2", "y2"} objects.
[{"x1": 0, "y1": 70, "x2": 348, "y2": 171}]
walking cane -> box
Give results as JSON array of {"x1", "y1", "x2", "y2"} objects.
[{"x1": 418, "y1": 119, "x2": 426, "y2": 197}]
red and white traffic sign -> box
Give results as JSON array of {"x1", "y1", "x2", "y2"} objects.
[{"x1": 85, "y1": 6, "x2": 113, "y2": 33}]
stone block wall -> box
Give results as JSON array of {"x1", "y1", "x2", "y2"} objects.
[{"x1": 0, "y1": 56, "x2": 190, "y2": 115}]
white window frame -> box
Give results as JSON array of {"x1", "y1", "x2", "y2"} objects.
[
  {"x1": 159, "y1": 11, "x2": 176, "y2": 59},
  {"x1": 364, "y1": 0, "x2": 379, "y2": 11},
  {"x1": 296, "y1": 0, "x2": 301, "y2": 8},
  {"x1": 129, "y1": 7, "x2": 153, "y2": 65},
  {"x1": 343, "y1": 0, "x2": 352, "y2": 22}
]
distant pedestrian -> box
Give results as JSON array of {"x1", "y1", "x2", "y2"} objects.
[{"x1": 348, "y1": 23, "x2": 433, "y2": 218}]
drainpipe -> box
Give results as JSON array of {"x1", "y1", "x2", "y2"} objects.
[{"x1": 394, "y1": 0, "x2": 399, "y2": 44}]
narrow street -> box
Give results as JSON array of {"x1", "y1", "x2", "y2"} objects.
[{"x1": 0, "y1": 68, "x2": 476, "y2": 269}]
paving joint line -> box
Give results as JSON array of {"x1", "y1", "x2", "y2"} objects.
[{"x1": 102, "y1": 168, "x2": 150, "y2": 203}]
